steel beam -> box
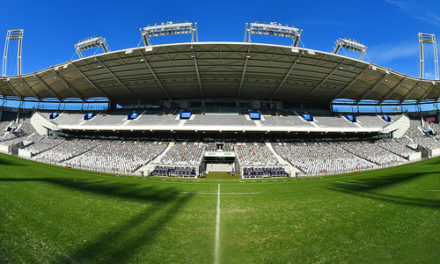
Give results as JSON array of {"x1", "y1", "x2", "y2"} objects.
[
  {"x1": 303, "y1": 59, "x2": 346, "y2": 99},
  {"x1": 191, "y1": 46, "x2": 204, "y2": 97},
  {"x1": 419, "y1": 82, "x2": 436, "y2": 101},
  {"x1": 20, "y1": 77, "x2": 40, "y2": 99},
  {"x1": 270, "y1": 51, "x2": 302, "y2": 99},
  {"x1": 0, "y1": 82, "x2": 8, "y2": 98},
  {"x1": 53, "y1": 70, "x2": 85, "y2": 100},
  {"x1": 237, "y1": 46, "x2": 251, "y2": 97},
  {"x1": 380, "y1": 77, "x2": 407, "y2": 102},
  {"x1": 34, "y1": 75, "x2": 61, "y2": 100},
  {"x1": 357, "y1": 74, "x2": 387, "y2": 101},
  {"x1": 70, "y1": 63, "x2": 109, "y2": 99},
  {"x1": 401, "y1": 80, "x2": 422, "y2": 102},
  {"x1": 95, "y1": 57, "x2": 138, "y2": 98},
  {"x1": 138, "y1": 49, "x2": 171, "y2": 99},
  {"x1": 333, "y1": 65, "x2": 370, "y2": 99},
  {"x1": 4, "y1": 80, "x2": 23, "y2": 99}
]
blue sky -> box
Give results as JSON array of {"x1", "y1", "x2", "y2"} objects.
[{"x1": 1, "y1": 0, "x2": 439, "y2": 78}]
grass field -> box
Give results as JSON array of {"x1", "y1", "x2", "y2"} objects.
[{"x1": 0, "y1": 153, "x2": 439, "y2": 263}]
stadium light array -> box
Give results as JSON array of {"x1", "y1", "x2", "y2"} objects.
[
  {"x1": 2, "y1": 29, "x2": 24, "y2": 76},
  {"x1": 333, "y1": 37, "x2": 367, "y2": 60},
  {"x1": 74, "y1": 36, "x2": 109, "y2": 58},
  {"x1": 418, "y1": 33, "x2": 439, "y2": 79},
  {"x1": 140, "y1": 21, "x2": 198, "y2": 46},
  {"x1": 244, "y1": 22, "x2": 303, "y2": 47}
]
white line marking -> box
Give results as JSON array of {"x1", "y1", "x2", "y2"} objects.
[
  {"x1": 214, "y1": 184, "x2": 221, "y2": 264},
  {"x1": 427, "y1": 189, "x2": 440, "y2": 192},
  {"x1": 179, "y1": 191, "x2": 259, "y2": 195}
]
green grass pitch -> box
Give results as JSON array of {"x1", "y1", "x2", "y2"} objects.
[{"x1": 0, "y1": 153, "x2": 439, "y2": 263}]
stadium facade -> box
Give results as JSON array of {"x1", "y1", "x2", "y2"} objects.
[{"x1": 0, "y1": 24, "x2": 440, "y2": 178}]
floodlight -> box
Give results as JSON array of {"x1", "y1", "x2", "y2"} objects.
[
  {"x1": 74, "y1": 36, "x2": 109, "y2": 58},
  {"x1": 333, "y1": 37, "x2": 367, "y2": 60},
  {"x1": 140, "y1": 21, "x2": 198, "y2": 46},
  {"x1": 244, "y1": 22, "x2": 303, "y2": 47},
  {"x1": 418, "y1": 33, "x2": 439, "y2": 79},
  {"x1": 2, "y1": 29, "x2": 24, "y2": 76}
]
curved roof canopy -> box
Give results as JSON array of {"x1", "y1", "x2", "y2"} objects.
[{"x1": 0, "y1": 42, "x2": 439, "y2": 103}]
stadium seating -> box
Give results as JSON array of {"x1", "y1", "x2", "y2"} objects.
[
  {"x1": 51, "y1": 113, "x2": 85, "y2": 126},
  {"x1": 185, "y1": 114, "x2": 255, "y2": 126},
  {"x1": 65, "y1": 140, "x2": 167, "y2": 173},
  {"x1": 340, "y1": 141, "x2": 407, "y2": 165},
  {"x1": 356, "y1": 115, "x2": 387, "y2": 128},
  {"x1": 314, "y1": 115, "x2": 357, "y2": 128},
  {"x1": 273, "y1": 142, "x2": 374, "y2": 174},
  {"x1": 33, "y1": 139, "x2": 99, "y2": 163},
  {"x1": 128, "y1": 114, "x2": 180, "y2": 126}
]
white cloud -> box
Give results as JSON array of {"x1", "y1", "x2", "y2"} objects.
[
  {"x1": 367, "y1": 41, "x2": 419, "y2": 64},
  {"x1": 385, "y1": 0, "x2": 440, "y2": 28}
]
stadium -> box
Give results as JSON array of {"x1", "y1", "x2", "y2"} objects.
[{"x1": 0, "y1": 8, "x2": 440, "y2": 264}]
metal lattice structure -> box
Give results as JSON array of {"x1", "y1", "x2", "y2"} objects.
[
  {"x1": 333, "y1": 38, "x2": 367, "y2": 60},
  {"x1": 74, "y1": 36, "x2": 109, "y2": 58},
  {"x1": 418, "y1": 33, "x2": 439, "y2": 80},
  {"x1": 140, "y1": 21, "x2": 198, "y2": 46},
  {"x1": 245, "y1": 22, "x2": 303, "y2": 47},
  {"x1": 2, "y1": 29, "x2": 24, "y2": 76}
]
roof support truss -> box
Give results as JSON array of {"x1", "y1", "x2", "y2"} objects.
[
  {"x1": 191, "y1": 46, "x2": 204, "y2": 97},
  {"x1": 70, "y1": 63, "x2": 109, "y2": 99},
  {"x1": 380, "y1": 77, "x2": 407, "y2": 102},
  {"x1": 237, "y1": 46, "x2": 251, "y2": 97},
  {"x1": 357, "y1": 73, "x2": 387, "y2": 101},
  {"x1": 5, "y1": 80, "x2": 23, "y2": 99},
  {"x1": 20, "y1": 77, "x2": 40, "y2": 99},
  {"x1": 270, "y1": 51, "x2": 302, "y2": 99},
  {"x1": 303, "y1": 59, "x2": 346, "y2": 99},
  {"x1": 95, "y1": 57, "x2": 138, "y2": 98},
  {"x1": 34, "y1": 75, "x2": 61, "y2": 101},
  {"x1": 138, "y1": 50, "x2": 171, "y2": 99},
  {"x1": 401, "y1": 80, "x2": 422, "y2": 102},
  {"x1": 419, "y1": 82, "x2": 436, "y2": 101},
  {"x1": 334, "y1": 65, "x2": 370, "y2": 99},
  {"x1": 53, "y1": 70, "x2": 85, "y2": 100}
]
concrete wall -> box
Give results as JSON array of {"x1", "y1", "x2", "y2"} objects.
[
  {"x1": 383, "y1": 114, "x2": 410, "y2": 138},
  {"x1": 30, "y1": 112, "x2": 58, "y2": 135}
]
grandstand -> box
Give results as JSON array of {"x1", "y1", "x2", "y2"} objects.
[{"x1": 0, "y1": 21, "x2": 438, "y2": 179}]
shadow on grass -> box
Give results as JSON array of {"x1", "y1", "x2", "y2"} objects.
[
  {"x1": 328, "y1": 171, "x2": 440, "y2": 209},
  {"x1": 0, "y1": 156, "x2": 26, "y2": 167},
  {"x1": 0, "y1": 177, "x2": 193, "y2": 263}
]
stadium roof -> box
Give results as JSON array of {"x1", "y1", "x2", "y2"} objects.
[{"x1": 0, "y1": 42, "x2": 439, "y2": 103}]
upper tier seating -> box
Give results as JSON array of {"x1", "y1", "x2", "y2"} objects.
[
  {"x1": 82, "y1": 113, "x2": 128, "y2": 126},
  {"x1": 128, "y1": 114, "x2": 180, "y2": 126},
  {"x1": 185, "y1": 114, "x2": 255, "y2": 126},
  {"x1": 261, "y1": 114, "x2": 314, "y2": 127},
  {"x1": 356, "y1": 115, "x2": 387, "y2": 128},
  {"x1": 52, "y1": 113, "x2": 85, "y2": 126},
  {"x1": 314, "y1": 115, "x2": 357, "y2": 128}
]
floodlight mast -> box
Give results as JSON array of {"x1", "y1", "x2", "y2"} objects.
[
  {"x1": 244, "y1": 22, "x2": 303, "y2": 47},
  {"x1": 74, "y1": 36, "x2": 109, "y2": 58},
  {"x1": 333, "y1": 37, "x2": 367, "y2": 60},
  {"x1": 2, "y1": 29, "x2": 24, "y2": 76},
  {"x1": 418, "y1": 33, "x2": 439, "y2": 79},
  {"x1": 140, "y1": 21, "x2": 198, "y2": 46}
]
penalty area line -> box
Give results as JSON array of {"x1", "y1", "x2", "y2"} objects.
[{"x1": 214, "y1": 184, "x2": 221, "y2": 264}]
